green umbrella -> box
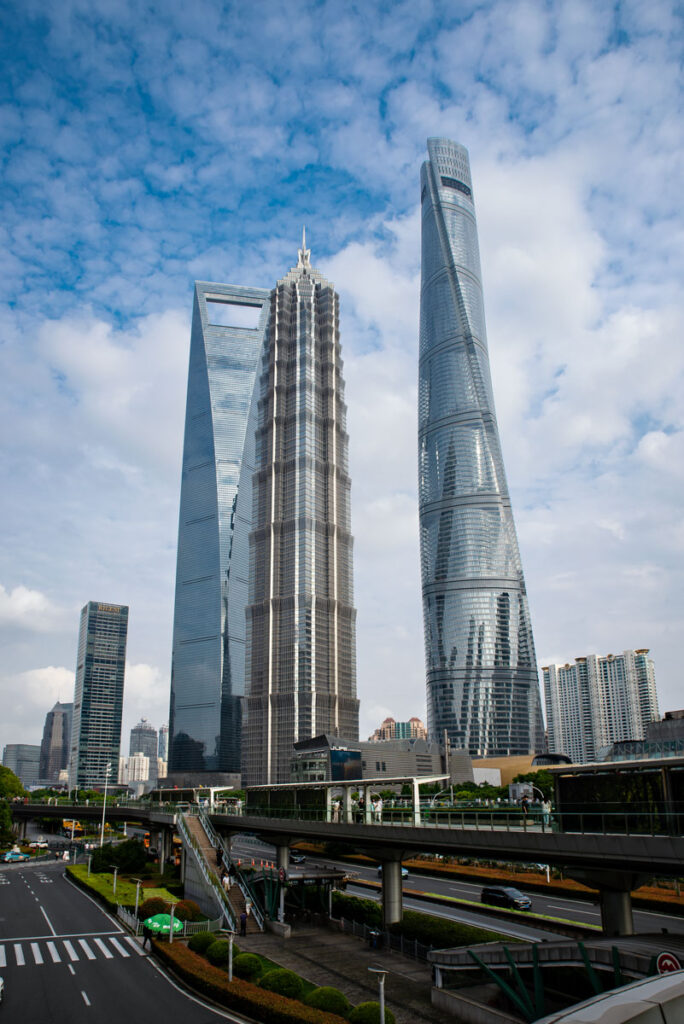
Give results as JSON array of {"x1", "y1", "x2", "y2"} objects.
[{"x1": 143, "y1": 913, "x2": 183, "y2": 933}]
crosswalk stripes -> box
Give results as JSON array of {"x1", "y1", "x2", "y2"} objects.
[
  {"x1": 0, "y1": 935, "x2": 139, "y2": 967},
  {"x1": 78, "y1": 939, "x2": 96, "y2": 960}
]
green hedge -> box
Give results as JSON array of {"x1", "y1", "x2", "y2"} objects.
[
  {"x1": 349, "y1": 1003, "x2": 395, "y2": 1024},
  {"x1": 154, "y1": 942, "x2": 348, "y2": 1024},
  {"x1": 259, "y1": 969, "x2": 304, "y2": 1001},
  {"x1": 331, "y1": 891, "x2": 506, "y2": 947},
  {"x1": 188, "y1": 931, "x2": 219, "y2": 955},
  {"x1": 233, "y1": 952, "x2": 263, "y2": 982},
  {"x1": 305, "y1": 987, "x2": 352, "y2": 1017}
]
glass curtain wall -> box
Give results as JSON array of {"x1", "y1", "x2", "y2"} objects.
[{"x1": 418, "y1": 138, "x2": 544, "y2": 756}]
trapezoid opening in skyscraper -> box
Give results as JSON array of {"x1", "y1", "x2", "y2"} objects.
[{"x1": 418, "y1": 137, "x2": 544, "y2": 757}]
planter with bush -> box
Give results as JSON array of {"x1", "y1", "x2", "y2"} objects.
[
  {"x1": 259, "y1": 968, "x2": 304, "y2": 1001},
  {"x1": 349, "y1": 1002, "x2": 395, "y2": 1024},
  {"x1": 305, "y1": 987, "x2": 351, "y2": 1017},
  {"x1": 154, "y1": 941, "x2": 347, "y2": 1024}
]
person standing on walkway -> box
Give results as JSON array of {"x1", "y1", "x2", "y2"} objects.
[
  {"x1": 542, "y1": 799, "x2": 552, "y2": 829},
  {"x1": 521, "y1": 795, "x2": 530, "y2": 826},
  {"x1": 240, "y1": 911, "x2": 247, "y2": 937},
  {"x1": 374, "y1": 797, "x2": 383, "y2": 823}
]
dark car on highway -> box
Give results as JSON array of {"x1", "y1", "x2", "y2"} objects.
[{"x1": 480, "y1": 885, "x2": 532, "y2": 911}]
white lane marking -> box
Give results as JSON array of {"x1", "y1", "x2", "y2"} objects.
[
  {"x1": 14, "y1": 943, "x2": 25, "y2": 966},
  {"x1": 63, "y1": 940, "x2": 79, "y2": 961},
  {"x1": 30, "y1": 942, "x2": 44, "y2": 964},
  {"x1": 68, "y1": 964, "x2": 75, "y2": 975},
  {"x1": 547, "y1": 904, "x2": 600, "y2": 917},
  {"x1": 81, "y1": 991, "x2": 91, "y2": 1006},
  {"x1": 94, "y1": 938, "x2": 113, "y2": 959},
  {"x1": 108, "y1": 937, "x2": 130, "y2": 958},
  {"x1": 0, "y1": 946, "x2": 5, "y2": 967},
  {"x1": 124, "y1": 936, "x2": 145, "y2": 956},
  {"x1": 47, "y1": 941, "x2": 61, "y2": 962},
  {"x1": 40, "y1": 906, "x2": 57, "y2": 936},
  {"x1": 78, "y1": 939, "x2": 96, "y2": 960}
]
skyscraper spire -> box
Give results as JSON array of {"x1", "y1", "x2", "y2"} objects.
[{"x1": 297, "y1": 225, "x2": 311, "y2": 268}]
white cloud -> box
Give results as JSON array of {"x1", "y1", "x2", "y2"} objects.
[
  {"x1": 0, "y1": 666, "x2": 75, "y2": 745},
  {"x1": 0, "y1": 585, "x2": 68, "y2": 632}
]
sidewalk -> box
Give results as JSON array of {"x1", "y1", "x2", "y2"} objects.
[{"x1": 238, "y1": 924, "x2": 453, "y2": 1023}]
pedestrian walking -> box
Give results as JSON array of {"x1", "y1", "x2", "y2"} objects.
[
  {"x1": 521, "y1": 795, "x2": 530, "y2": 826},
  {"x1": 542, "y1": 799, "x2": 552, "y2": 829},
  {"x1": 374, "y1": 797, "x2": 383, "y2": 823},
  {"x1": 216, "y1": 846, "x2": 222, "y2": 867},
  {"x1": 142, "y1": 923, "x2": 152, "y2": 950},
  {"x1": 240, "y1": 911, "x2": 247, "y2": 937}
]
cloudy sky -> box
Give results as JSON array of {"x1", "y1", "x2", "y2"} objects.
[{"x1": 1, "y1": 0, "x2": 683, "y2": 762}]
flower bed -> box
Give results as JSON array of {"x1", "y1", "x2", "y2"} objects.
[
  {"x1": 155, "y1": 941, "x2": 348, "y2": 1024},
  {"x1": 66, "y1": 865, "x2": 178, "y2": 913}
]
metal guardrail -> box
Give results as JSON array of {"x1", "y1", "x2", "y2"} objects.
[
  {"x1": 176, "y1": 813, "x2": 235, "y2": 930},
  {"x1": 198, "y1": 808, "x2": 265, "y2": 931},
  {"x1": 336, "y1": 915, "x2": 433, "y2": 962}
]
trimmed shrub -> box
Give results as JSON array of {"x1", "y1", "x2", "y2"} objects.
[
  {"x1": 154, "y1": 942, "x2": 347, "y2": 1024},
  {"x1": 188, "y1": 931, "x2": 220, "y2": 955},
  {"x1": 206, "y1": 939, "x2": 232, "y2": 966},
  {"x1": 259, "y1": 968, "x2": 304, "y2": 1001},
  {"x1": 233, "y1": 952, "x2": 263, "y2": 982},
  {"x1": 348, "y1": 1002, "x2": 395, "y2": 1024},
  {"x1": 139, "y1": 896, "x2": 169, "y2": 919},
  {"x1": 305, "y1": 987, "x2": 351, "y2": 1017},
  {"x1": 173, "y1": 899, "x2": 202, "y2": 922}
]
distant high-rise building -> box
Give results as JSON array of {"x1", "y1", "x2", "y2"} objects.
[
  {"x1": 39, "y1": 701, "x2": 73, "y2": 783},
  {"x1": 369, "y1": 717, "x2": 427, "y2": 742},
  {"x1": 543, "y1": 649, "x2": 659, "y2": 763},
  {"x1": 118, "y1": 753, "x2": 150, "y2": 786},
  {"x1": 244, "y1": 236, "x2": 359, "y2": 785},
  {"x1": 129, "y1": 718, "x2": 158, "y2": 783},
  {"x1": 3, "y1": 744, "x2": 40, "y2": 787},
  {"x1": 69, "y1": 602, "x2": 128, "y2": 789},
  {"x1": 418, "y1": 137, "x2": 544, "y2": 757},
  {"x1": 168, "y1": 282, "x2": 270, "y2": 779},
  {"x1": 158, "y1": 723, "x2": 169, "y2": 762}
]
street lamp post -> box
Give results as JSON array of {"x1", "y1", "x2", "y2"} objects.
[
  {"x1": 228, "y1": 931, "x2": 234, "y2": 982},
  {"x1": 99, "y1": 762, "x2": 112, "y2": 849},
  {"x1": 368, "y1": 967, "x2": 387, "y2": 1024},
  {"x1": 133, "y1": 878, "x2": 142, "y2": 919},
  {"x1": 169, "y1": 902, "x2": 175, "y2": 945}
]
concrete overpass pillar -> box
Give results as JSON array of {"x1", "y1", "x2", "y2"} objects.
[
  {"x1": 276, "y1": 844, "x2": 289, "y2": 871},
  {"x1": 343, "y1": 788, "x2": 353, "y2": 824},
  {"x1": 566, "y1": 867, "x2": 648, "y2": 937},
  {"x1": 600, "y1": 889, "x2": 634, "y2": 937},
  {"x1": 381, "y1": 859, "x2": 403, "y2": 927}
]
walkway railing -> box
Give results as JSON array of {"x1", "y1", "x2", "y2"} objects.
[
  {"x1": 198, "y1": 808, "x2": 265, "y2": 930},
  {"x1": 335, "y1": 915, "x2": 433, "y2": 963},
  {"x1": 176, "y1": 812, "x2": 236, "y2": 930}
]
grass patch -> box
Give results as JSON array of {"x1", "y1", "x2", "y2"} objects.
[{"x1": 67, "y1": 864, "x2": 178, "y2": 908}]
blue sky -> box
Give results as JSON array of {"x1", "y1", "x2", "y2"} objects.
[{"x1": 1, "y1": 0, "x2": 683, "y2": 757}]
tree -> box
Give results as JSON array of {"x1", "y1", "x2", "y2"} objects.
[
  {"x1": 0, "y1": 766, "x2": 25, "y2": 800},
  {"x1": 0, "y1": 801, "x2": 14, "y2": 844},
  {"x1": 512, "y1": 770, "x2": 554, "y2": 800}
]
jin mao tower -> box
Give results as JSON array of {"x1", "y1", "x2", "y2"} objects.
[
  {"x1": 244, "y1": 235, "x2": 359, "y2": 785},
  {"x1": 418, "y1": 138, "x2": 543, "y2": 756}
]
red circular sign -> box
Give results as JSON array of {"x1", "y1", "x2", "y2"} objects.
[{"x1": 657, "y1": 951, "x2": 681, "y2": 974}]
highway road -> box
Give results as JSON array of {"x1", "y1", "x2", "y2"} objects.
[
  {"x1": 229, "y1": 835, "x2": 684, "y2": 938},
  {"x1": 0, "y1": 859, "x2": 238, "y2": 1023}
]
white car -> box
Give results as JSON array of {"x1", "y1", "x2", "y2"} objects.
[{"x1": 29, "y1": 839, "x2": 49, "y2": 849}]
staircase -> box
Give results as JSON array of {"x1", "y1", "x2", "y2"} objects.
[{"x1": 183, "y1": 813, "x2": 261, "y2": 934}]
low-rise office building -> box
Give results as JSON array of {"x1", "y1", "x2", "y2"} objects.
[{"x1": 290, "y1": 734, "x2": 473, "y2": 784}]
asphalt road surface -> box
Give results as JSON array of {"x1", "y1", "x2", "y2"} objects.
[
  {"x1": 0, "y1": 860, "x2": 238, "y2": 1023},
  {"x1": 229, "y1": 835, "x2": 684, "y2": 938}
]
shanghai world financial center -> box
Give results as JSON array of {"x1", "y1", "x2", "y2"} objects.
[{"x1": 169, "y1": 137, "x2": 542, "y2": 783}]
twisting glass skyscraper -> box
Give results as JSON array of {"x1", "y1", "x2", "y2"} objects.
[
  {"x1": 169, "y1": 282, "x2": 270, "y2": 778},
  {"x1": 419, "y1": 138, "x2": 544, "y2": 756},
  {"x1": 244, "y1": 236, "x2": 359, "y2": 785}
]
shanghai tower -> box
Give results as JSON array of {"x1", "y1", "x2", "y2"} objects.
[
  {"x1": 418, "y1": 138, "x2": 544, "y2": 756},
  {"x1": 244, "y1": 235, "x2": 359, "y2": 785}
]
